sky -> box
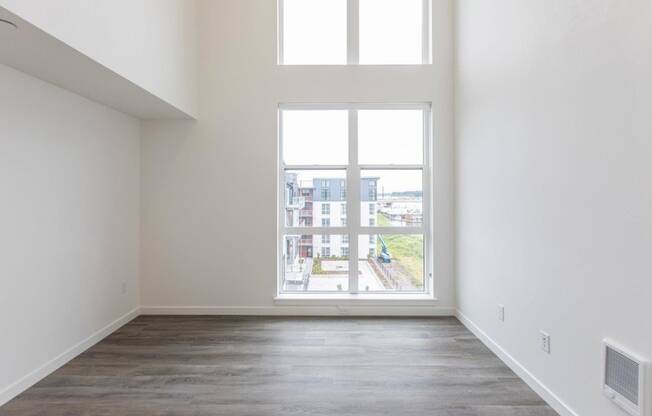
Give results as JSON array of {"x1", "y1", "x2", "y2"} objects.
[
  {"x1": 282, "y1": 110, "x2": 423, "y2": 166},
  {"x1": 283, "y1": 109, "x2": 424, "y2": 194}
]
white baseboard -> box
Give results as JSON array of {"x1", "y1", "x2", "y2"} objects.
[
  {"x1": 141, "y1": 305, "x2": 457, "y2": 317},
  {"x1": 455, "y1": 310, "x2": 579, "y2": 416},
  {"x1": 0, "y1": 307, "x2": 140, "y2": 407}
]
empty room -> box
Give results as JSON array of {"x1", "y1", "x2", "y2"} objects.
[{"x1": 1, "y1": 0, "x2": 650, "y2": 415}]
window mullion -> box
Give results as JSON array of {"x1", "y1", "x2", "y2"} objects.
[
  {"x1": 347, "y1": 109, "x2": 360, "y2": 293},
  {"x1": 278, "y1": 111, "x2": 285, "y2": 295},
  {"x1": 423, "y1": 107, "x2": 433, "y2": 292},
  {"x1": 347, "y1": 0, "x2": 359, "y2": 64},
  {"x1": 422, "y1": 0, "x2": 430, "y2": 64},
  {"x1": 358, "y1": 164, "x2": 424, "y2": 171},
  {"x1": 277, "y1": 0, "x2": 285, "y2": 64}
]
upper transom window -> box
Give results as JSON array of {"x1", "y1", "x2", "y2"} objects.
[{"x1": 279, "y1": 0, "x2": 431, "y2": 65}]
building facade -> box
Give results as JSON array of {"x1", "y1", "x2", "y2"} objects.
[{"x1": 284, "y1": 174, "x2": 378, "y2": 265}]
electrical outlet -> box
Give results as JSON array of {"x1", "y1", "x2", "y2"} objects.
[
  {"x1": 498, "y1": 304, "x2": 505, "y2": 322},
  {"x1": 540, "y1": 331, "x2": 551, "y2": 354},
  {"x1": 121, "y1": 281, "x2": 127, "y2": 295}
]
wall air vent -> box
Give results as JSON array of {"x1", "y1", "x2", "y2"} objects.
[{"x1": 603, "y1": 339, "x2": 649, "y2": 416}]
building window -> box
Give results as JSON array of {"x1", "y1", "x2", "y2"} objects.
[
  {"x1": 279, "y1": 0, "x2": 430, "y2": 65},
  {"x1": 369, "y1": 183, "x2": 377, "y2": 201},
  {"x1": 321, "y1": 187, "x2": 330, "y2": 200},
  {"x1": 279, "y1": 104, "x2": 431, "y2": 294}
]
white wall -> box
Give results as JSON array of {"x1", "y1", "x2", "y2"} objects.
[
  {"x1": 0, "y1": 0, "x2": 198, "y2": 117},
  {"x1": 140, "y1": 0, "x2": 455, "y2": 314},
  {"x1": 0, "y1": 64, "x2": 141, "y2": 403},
  {"x1": 455, "y1": 1, "x2": 652, "y2": 415}
]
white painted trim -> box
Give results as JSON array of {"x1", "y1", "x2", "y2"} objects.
[
  {"x1": 279, "y1": 102, "x2": 431, "y2": 110},
  {"x1": 348, "y1": 108, "x2": 360, "y2": 292},
  {"x1": 347, "y1": 0, "x2": 359, "y2": 64},
  {"x1": 422, "y1": 0, "x2": 432, "y2": 64},
  {"x1": 141, "y1": 305, "x2": 455, "y2": 317},
  {"x1": 277, "y1": 0, "x2": 285, "y2": 65},
  {"x1": 455, "y1": 310, "x2": 580, "y2": 416},
  {"x1": 275, "y1": 293, "x2": 437, "y2": 306},
  {"x1": 0, "y1": 307, "x2": 140, "y2": 407}
]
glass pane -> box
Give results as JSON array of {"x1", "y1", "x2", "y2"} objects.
[
  {"x1": 358, "y1": 110, "x2": 423, "y2": 165},
  {"x1": 282, "y1": 235, "x2": 349, "y2": 292},
  {"x1": 359, "y1": 0, "x2": 424, "y2": 65},
  {"x1": 361, "y1": 170, "x2": 422, "y2": 227},
  {"x1": 282, "y1": 110, "x2": 348, "y2": 165},
  {"x1": 285, "y1": 170, "x2": 346, "y2": 227},
  {"x1": 282, "y1": 0, "x2": 347, "y2": 65},
  {"x1": 358, "y1": 234, "x2": 424, "y2": 292}
]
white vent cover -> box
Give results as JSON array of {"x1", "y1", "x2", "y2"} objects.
[{"x1": 603, "y1": 339, "x2": 649, "y2": 416}]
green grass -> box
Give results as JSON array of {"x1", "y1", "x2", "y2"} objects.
[
  {"x1": 376, "y1": 214, "x2": 424, "y2": 286},
  {"x1": 377, "y1": 212, "x2": 391, "y2": 227}
]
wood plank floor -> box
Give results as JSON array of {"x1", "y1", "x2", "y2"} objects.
[{"x1": 0, "y1": 316, "x2": 558, "y2": 416}]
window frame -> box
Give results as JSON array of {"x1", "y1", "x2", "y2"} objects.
[
  {"x1": 277, "y1": 0, "x2": 432, "y2": 65},
  {"x1": 278, "y1": 102, "x2": 433, "y2": 296}
]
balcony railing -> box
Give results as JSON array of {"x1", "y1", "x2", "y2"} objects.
[{"x1": 287, "y1": 196, "x2": 306, "y2": 209}]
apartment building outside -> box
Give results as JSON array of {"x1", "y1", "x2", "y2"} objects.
[{"x1": 285, "y1": 174, "x2": 378, "y2": 263}]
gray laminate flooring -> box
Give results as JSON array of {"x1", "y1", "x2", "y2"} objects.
[{"x1": 0, "y1": 316, "x2": 558, "y2": 416}]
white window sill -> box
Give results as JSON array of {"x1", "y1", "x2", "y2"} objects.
[{"x1": 274, "y1": 293, "x2": 438, "y2": 307}]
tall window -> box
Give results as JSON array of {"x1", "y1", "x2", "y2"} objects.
[
  {"x1": 280, "y1": 104, "x2": 430, "y2": 294},
  {"x1": 279, "y1": 0, "x2": 430, "y2": 65}
]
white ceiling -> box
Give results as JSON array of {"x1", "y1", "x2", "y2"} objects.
[{"x1": 0, "y1": 7, "x2": 194, "y2": 120}]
